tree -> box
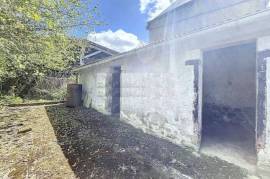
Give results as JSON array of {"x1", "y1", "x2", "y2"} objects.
[{"x1": 0, "y1": 0, "x2": 99, "y2": 96}]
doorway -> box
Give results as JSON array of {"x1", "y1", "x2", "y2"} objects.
[
  {"x1": 111, "y1": 66, "x2": 121, "y2": 116},
  {"x1": 200, "y1": 43, "x2": 257, "y2": 169}
]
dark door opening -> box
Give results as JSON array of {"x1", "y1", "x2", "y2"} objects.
[
  {"x1": 111, "y1": 66, "x2": 121, "y2": 115},
  {"x1": 200, "y1": 43, "x2": 257, "y2": 169}
]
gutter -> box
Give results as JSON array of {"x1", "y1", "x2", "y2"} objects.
[{"x1": 72, "y1": 9, "x2": 270, "y2": 72}]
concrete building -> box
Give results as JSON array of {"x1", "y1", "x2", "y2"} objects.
[{"x1": 73, "y1": 0, "x2": 270, "y2": 173}]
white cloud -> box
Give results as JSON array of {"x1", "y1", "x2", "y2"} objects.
[
  {"x1": 88, "y1": 29, "x2": 144, "y2": 53},
  {"x1": 140, "y1": 0, "x2": 176, "y2": 20}
]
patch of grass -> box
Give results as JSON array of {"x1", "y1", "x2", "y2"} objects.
[
  {"x1": 29, "y1": 88, "x2": 66, "y2": 101},
  {"x1": 49, "y1": 88, "x2": 67, "y2": 100},
  {"x1": 0, "y1": 95, "x2": 62, "y2": 108},
  {"x1": 0, "y1": 95, "x2": 23, "y2": 106}
]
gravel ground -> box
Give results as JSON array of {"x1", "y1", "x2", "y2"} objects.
[{"x1": 0, "y1": 105, "x2": 253, "y2": 179}]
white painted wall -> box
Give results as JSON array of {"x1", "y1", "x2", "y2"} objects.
[
  {"x1": 79, "y1": 43, "x2": 201, "y2": 148},
  {"x1": 148, "y1": 0, "x2": 267, "y2": 42},
  {"x1": 257, "y1": 36, "x2": 270, "y2": 173},
  {"x1": 77, "y1": 10, "x2": 270, "y2": 170}
]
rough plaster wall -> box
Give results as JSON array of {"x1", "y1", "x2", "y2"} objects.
[
  {"x1": 79, "y1": 70, "x2": 95, "y2": 108},
  {"x1": 120, "y1": 70, "x2": 196, "y2": 147},
  {"x1": 119, "y1": 48, "x2": 200, "y2": 148},
  {"x1": 79, "y1": 69, "x2": 112, "y2": 114},
  {"x1": 203, "y1": 43, "x2": 256, "y2": 108},
  {"x1": 76, "y1": 12, "x2": 270, "y2": 171},
  {"x1": 259, "y1": 58, "x2": 270, "y2": 169},
  {"x1": 78, "y1": 44, "x2": 200, "y2": 148},
  {"x1": 149, "y1": 0, "x2": 266, "y2": 42},
  {"x1": 78, "y1": 19, "x2": 270, "y2": 168},
  {"x1": 257, "y1": 36, "x2": 270, "y2": 171},
  {"x1": 259, "y1": 59, "x2": 270, "y2": 170}
]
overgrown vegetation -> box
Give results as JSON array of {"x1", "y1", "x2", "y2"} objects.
[
  {"x1": 0, "y1": 0, "x2": 99, "y2": 99},
  {"x1": 0, "y1": 95, "x2": 23, "y2": 106}
]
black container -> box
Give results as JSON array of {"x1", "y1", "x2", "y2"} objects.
[{"x1": 66, "y1": 84, "x2": 82, "y2": 107}]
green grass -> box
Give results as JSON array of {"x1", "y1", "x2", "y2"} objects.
[
  {"x1": 0, "y1": 95, "x2": 63, "y2": 107},
  {"x1": 0, "y1": 95, "x2": 24, "y2": 106}
]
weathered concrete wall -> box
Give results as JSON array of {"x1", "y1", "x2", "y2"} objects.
[
  {"x1": 77, "y1": 10, "x2": 270, "y2": 170},
  {"x1": 148, "y1": 0, "x2": 268, "y2": 42},
  {"x1": 257, "y1": 36, "x2": 270, "y2": 173},
  {"x1": 79, "y1": 45, "x2": 202, "y2": 148},
  {"x1": 120, "y1": 64, "x2": 197, "y2": 147},
  {"x1": 79, "y1": 70, "x2": 108, "y2": 113},
  {"x1": 121, "y1": 72, "x2": 195, "y2": 146},
  {"x1": 79, "y1": 44, "x2": 171, "y2": 113}
]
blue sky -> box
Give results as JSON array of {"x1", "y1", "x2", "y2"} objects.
[
  {"x1": 94, "y1": 0, "x2": 149, "y2": 42},
  {"x1": 74, "y1": 0, "x2": 176, "y2": 52}
]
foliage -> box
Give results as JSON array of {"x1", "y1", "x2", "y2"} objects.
[
  {"x1": 0, "y1": 94, "x2": 64, "y2": 107},
  {"x1": 0, "y1": 95, "x2": 23, "y2": 106},
  {"x1": 0, "y1": 0, "x2": 99, "y2": 97},
  {"x1": 50, "y1": 88, "x2": 67, "y2": 100}
]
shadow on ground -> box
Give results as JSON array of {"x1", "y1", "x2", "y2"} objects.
[{"x1": 45, "y1": 105, "x2": 248, "y2": 179}]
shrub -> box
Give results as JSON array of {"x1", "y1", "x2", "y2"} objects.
[{"x1": 0, "y1": 95, "x2": 23, "y2": 106}]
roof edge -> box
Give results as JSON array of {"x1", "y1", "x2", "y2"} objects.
[
  {"x1": 147, "y1": 0, "x2": 193, "y2": 28},
  {"x1": 73, "y1": 9, "x2": 270, "y2": 72}
]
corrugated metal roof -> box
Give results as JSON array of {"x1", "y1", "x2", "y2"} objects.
[{"x1": 77, "y1": 41, "x2": 119, "y2": 66}]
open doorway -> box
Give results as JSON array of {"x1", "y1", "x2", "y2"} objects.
[{"x1": 200, "y1": 43, "x2": 257, "y2": 169}]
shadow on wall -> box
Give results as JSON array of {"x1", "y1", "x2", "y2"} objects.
[{"x1": 45, "y1": 105, "x2": 247, "y2": 179}]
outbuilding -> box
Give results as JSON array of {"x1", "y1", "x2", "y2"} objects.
[{"x1": 73, "y1": 0, "x2": 270, "y2": 172}]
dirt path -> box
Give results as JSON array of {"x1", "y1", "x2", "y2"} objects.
[
  {"x1": 0, "y1": 106, "x2": 75, "y2": 178},
  {"x1": 0, "y1": 105, "x2": 252, "y2": 179}
]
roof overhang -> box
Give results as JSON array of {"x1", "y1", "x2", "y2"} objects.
[{"x1": 87, "y1": 41, "x2": 119, "y2": 55}]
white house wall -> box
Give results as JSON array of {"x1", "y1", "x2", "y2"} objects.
[
  {"x1": 148, "y1": 0, "x2": 268, "y2": 42},
  {"x1": 257, "y1": 36, "x2": 270, "y2": 172},
  {"x1": 79, "y1": 43, "x2": 201, "y2": 148},
  {"x1": 77, "y1": 9, "x2": 270, "y2": 170}
]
